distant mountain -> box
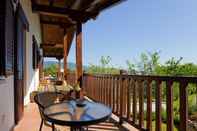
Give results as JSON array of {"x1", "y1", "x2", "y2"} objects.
[{"x1": 44, "y1": 60, "x2": 88, "y2": 70}]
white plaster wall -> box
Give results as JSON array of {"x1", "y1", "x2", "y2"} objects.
[
  {"x1": 20, "y1": 0, "x2": 41, "y2": 105},
  {"x1": 0, "y1": 76, "x2": 15, "y2": 131}
]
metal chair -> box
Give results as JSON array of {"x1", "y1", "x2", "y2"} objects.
[{"x1": 34, "y1": 92, "x2": 65, "y2": 131}]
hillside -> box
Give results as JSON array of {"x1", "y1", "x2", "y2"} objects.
[{"x1": 44, "y1": 60, "x2": 88, "y2": 70}]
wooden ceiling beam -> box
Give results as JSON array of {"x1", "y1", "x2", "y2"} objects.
[
  {"x1": 43, "y1": 54, "x2": 63, "y2": 58},
  {"x1": 95, "y1": 0, "x2": 125, "y2": 12},
  {"x1": 64, "y1": 0, "x2": 76, "y2": 8},
  {"x1": 32, "y1": 3, "x2": 97, "y2": 22},
  {"x1": 40, "y1": 19, "x2": 74, "y2": 27},
  {"x1": 41, "y1": 44, "x2": 62, "y2": 48}
]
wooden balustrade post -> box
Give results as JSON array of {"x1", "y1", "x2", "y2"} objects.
[
  {"x1": 115, "y1": 77, "x2": 119, "y2": 114},
  {"x1": 166, "y1": 81, "x2": 173, "y2": 131},
  {"x1": 127, "y1": 78, "x2": 131, "y2": 120},
  {"x1": 123, "y1": 78, "x2": 128, "y2": 117},
  {"x1": 120, "y1": 75, "x2": 125, "y2": 124},
  {"x1": 112, "y1": 77, "x2": 115, "y2": 112},
  {"x1": 106, "y1": 76, "x2": 109, "y2": 106},
  {"x1": 104, "y1": 76, "x2": 106, "y2": 105},
  {"x1": 139, "y1": 80, "x2": 144, "y2": 129},
  {"x1": 156, "y1": 80, "x2": 162, "y2": 131},
  {"x1": 102, "y1": 76, "x2": 104, "y2": 103},
  {"x1": 99, "y1": 76, "x2": 101, "y2": 101},
  {"x1": 146, "y1": 80, "x2": 152, "y2": 131},
  {"x1": 96, "y1": 77, "x2": 98, "y2": 101},
  {"x1": 179, "y1": 81, "x2": 188, "y2": 131},
  {"x1": 109, "y1": 76, "x2": 112, "y2": 108},
  {"x1": 132, "y1": 79, "x2": 137, "y2": 124}
]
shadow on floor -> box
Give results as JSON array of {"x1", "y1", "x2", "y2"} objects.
[{"x1": 14, "y1": 103, "x2": 135, "y2": 131}]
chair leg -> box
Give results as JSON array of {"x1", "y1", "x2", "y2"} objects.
[
  {"x1": 39, "y1": 119, "x2": 44, "y2": 131},
  {"x1": 52, "y1": 123, "x2": 55, "y2": 131}
]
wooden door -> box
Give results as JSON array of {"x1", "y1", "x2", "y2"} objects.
[{"x1": 14, "y1": 5, "x2": 27, "y2": 124}]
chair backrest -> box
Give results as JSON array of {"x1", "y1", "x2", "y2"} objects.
[
  {"x1": 34, "y1": 92, "x2": 65, "y2": 120},
  {"x1": 34, "y1": 92, "x2": 64, "y2": 109}
]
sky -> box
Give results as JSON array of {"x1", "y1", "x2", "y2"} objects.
[{"x1": 66, "y1": 0, "x2": 197, "y2": 68}]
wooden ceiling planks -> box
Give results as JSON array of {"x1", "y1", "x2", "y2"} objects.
[
  {"x1": 40, "y1": 14, "x2": 74, "y2": 28},
  {"x1": 42, "y1": 24, "x2": 64, "y2": 45},
  {"x1": 41, "y1": 26, "x2": 75, "y2": 58},
  {"x1": 43, "y1": 48, "x2": 64, "y2": 58}
]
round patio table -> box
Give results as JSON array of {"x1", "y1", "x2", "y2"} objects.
[{"x1": 43, "y1": 100, "x2": 112, "y2": 131}]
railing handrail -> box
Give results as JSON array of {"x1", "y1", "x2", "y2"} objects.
[{"x1": 83, "y1": 73, "x2": 197, "y2": 83}]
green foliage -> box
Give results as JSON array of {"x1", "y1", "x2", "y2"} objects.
[
  {"x1": 86, "y1": 56, "x2": 120, "y2": 74},
  {"x1": 172, "y1": 94, "x2": 197, "y2": 125},
  {"x1": 127, "y1": 51, "x2": 160, "y2": 75},
  {"x1": 188, "y1": 94, "x2": 197, "y2": 115},
  {"x1": 161, "y1": 111, "x2": 167, "y2": 123},
  {"x1": 155, "y1": 58, "x2": 197, "y2": 76},
  {"x1": 126, "y1": 51, "x2": 197, "y2": 76},
  {"x1": 44, "y1": 64, "x2": 58, "y2": 77},
  {"x1": 126, "y1": 60, "x2": 136, "y2": 74},
  {"x1": 100, "y1": 56, "x2": 112, "y2": 68}
]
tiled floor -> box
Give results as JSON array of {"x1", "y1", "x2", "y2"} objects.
[{"x1": 14, "y1": 103, "x2": 137, "y2": 131}]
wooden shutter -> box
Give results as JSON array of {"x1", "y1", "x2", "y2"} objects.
[
  {"x1": 0, "y1": 0, "x2": 14, "y2": 76},
  {"x1": 32, "y1": 35, "x2": 41, "y2": 69},
  {"x1": 0, "y1": 0, "x2": 6, "y2": 76},
  {"x1": 5, "y1": 0, "x2": 14, "y2": 75},
  {"x1": 32, "y1": 35, "x2": 38, "y2": 69}
]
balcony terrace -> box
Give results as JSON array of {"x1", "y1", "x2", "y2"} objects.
[{"x1": 2, "y1": 0, "x2": 195, "y2": 131}]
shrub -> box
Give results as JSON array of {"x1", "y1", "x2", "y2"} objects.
[
  {"x1": 161, "y1": 111, "x2": 167, "y2": 123},
  {"x1": 174, "y1": 113, "x2": 180, "y2": 125}
]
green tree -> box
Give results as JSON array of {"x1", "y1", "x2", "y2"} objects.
[
  {"x1": 86, "y1": 56, "x2": 119, "y2": 74},
  {"x1": 44, "y1": 64, "x2": 58, "y2": 77},
  {"x1": 100, "y1": 56, "x2": 111, "y2": 67},
  {"x1": 127, "y1": 51, "x2": 160, "y2": 75},
  {"x1": 126, "y1": 60, "x2": 136, "y2": 74}
]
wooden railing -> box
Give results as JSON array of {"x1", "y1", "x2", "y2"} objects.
[{"x1": 67, "y1": 73, "x2": 197, "y2": 131}]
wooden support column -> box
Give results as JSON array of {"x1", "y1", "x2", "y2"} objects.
[
  {"x1": 76, "y1": 22, "x2": 83, "y2": 87},
  {"x1": 39, "y1": 58, "x2": 44, "y2": 80},
  {"x1": 57, "y1": 58, "x2": 61, "y2": 80},
  {"x1": 64, "y1": 35, "x2": 68, "y2": 80}
]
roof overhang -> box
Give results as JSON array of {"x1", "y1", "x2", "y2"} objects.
[{"x1": 31, "y1": 0, "x2": 126, "y2": 58}]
